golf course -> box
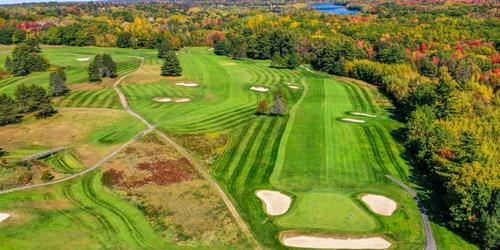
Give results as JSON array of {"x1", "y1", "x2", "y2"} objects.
[{"x1": 0, "y1": 45, "x2": 480, "y2": 249}]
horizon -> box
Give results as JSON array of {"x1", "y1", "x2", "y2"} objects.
[{"x1": 0, "y1": 0, "x2": 93, "y2": 5}]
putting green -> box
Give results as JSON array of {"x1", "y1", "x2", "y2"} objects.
[{"x1": 276, "y1": 192, "x2": 378, "y2": 232}]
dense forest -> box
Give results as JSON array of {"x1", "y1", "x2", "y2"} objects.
[{"x1": 0, "y1": 1, "x2": 498, "y2": 248}]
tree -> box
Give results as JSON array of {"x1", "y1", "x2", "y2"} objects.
[
  {"x1": 214, "y1": 39, "x2": 231, "y2": 56},
  {"x1": 419, "y1": 57, "x2": 439, "y2": 77},
  {"x1": 256, "y1": 99, "x2": 269, "y2": 115},
  {"x1": 376, "y1": 43, "x2": 407, "y2": 64},
  {"x1": 160, "y1": 50, "x2": 182, "y2": 76},
  {"x1": 88, "y1": 57, "x2": 101, "y2": 82},
  {"x1": 8, "y1": 44, "x2": 49, "y2": 76},
  {"x1": 4, "y1": 56, "x2": 11, "y2": 71},
  {"x1": 35, "y1": 98, "x2": 56, "y2": 118},
  {"x1": 49, "y1": 67, "x2": 69, "y2": 96},
  {"x1": 116, "y1": 32, "x2": 133, "y2": 48},
  {"x1": 0, "y1": 93, "x2": 20, "y2": 126},
  {"x1": 271, "y1": 52, "x2": 287, "y2": 68},
  {"x1": 101, "y1": 54, "x2": 117, "y2": 78},
  {"x1": 15, "y1": 84, "x2": 49, "y2": 113},
  {"x1": 269, "y1": 95, "x2": 286, "y2": 115},
  {"x1": 286, "y1": 52, "x2": 300, "y2": 69},
  {"x1": 157, "y1": 40, "x2": 172, "y2": 58}
]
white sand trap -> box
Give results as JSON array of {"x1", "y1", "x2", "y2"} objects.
[
  {"x1": 153, "y1": 97, "x2": 172, "y2": 103},
  {"x1": 281, "y1": 233, "x2": 391, "y2": 249},
  {"x1": 176, "y1": 82, "x2": 198, "y2": 87},
  {"x1": 76, "y1": 58, "x2": 90, "y2": 61},
  {"x1": 256, "y1": 190, "x2": 292, "y2": 216},
  {"x1": 341, "y1": 118, "x2": 365, "y2": 123},
  {"x1": 0, "y1": 213, "x2": 10, "y2": 223},
  {"x1": 250, "y1": 86, "x2": 269, "y2": 92},
  {"x1": 288, "y1": 85, "x2": 300, "y2": 89},
  {"x1": 361, "y1": 194, "x2": 397, "y2": 216},
  {"x1": 173, "y1": 98, "x2": 191, "y2": 103},
  {"x1": 352, "y1": 112, "x2": 377, "y2": 118}
]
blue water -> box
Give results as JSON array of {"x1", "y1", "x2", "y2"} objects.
[{"x1": 311, "y1": 3, "x2": 360, "y2": 15}]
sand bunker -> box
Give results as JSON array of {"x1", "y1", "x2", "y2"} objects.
[
  {"x1": 173, "y1": 98, "x2": 191, "y2": 103},
  {"x1": 361, "y1": 194, "x2": 397, "y2": 216},
  {"x1": 250, "y1": 86, "x2": 269, "y2": 92},
  {"x1": 281, "y1": 233, "x2": 391, "y2": 249},
  {"x1": 76, "y1": 58, "x2": 90, "y2": 61},
  {"x1": 153, "y1": 97, "x2": 172, "y2": 103},
  {"x1": 153, "y1": 97, "x2": 191, "y2": 103},
  {"x1": 176, "y1": 82, "x2": 198, "y2": 87},
  {"x1": 352, "y1": 112, "x2": 377, "y2": 118},
  {"x1": 341, "y1": 118, "x2": 365, "y2": 123},
  {"x1": 256, "y1": 190, "x2": 292, "y2": 216},
  {"x1": 0, "y1": 213, "x2": 10, "y2": 223},
  {"x1": 288, "y1": 85, "x2": 300, "y2": 89}
]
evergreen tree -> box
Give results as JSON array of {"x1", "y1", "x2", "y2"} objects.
[
  {"x1": 157, "y1": 40, "x2": 172, "y2": 58},
  {"x1": 256, "y1": 99, "x2": 269, "y2": 115},
  {"x1": 116, "y1": 32, "x2": 133, "y2": 48},
  {"x1": 0, "y1": 93, "x2": 20, "y2": 126},
  {"x1": 4, "y1": 56, "x2": 11, "y2": 71},
  {"x1": 419, "y1": 57, "x2": 439, "y2": 77},
  {"x1": 269, "y1": 95, "x2": 287, "y2": 115},
  {"x1": 271, "y1": 52, "x2": 286, "y2": 68},
  {"x1": 8, "y1": 44, "x2": 49, "y2": 76},
  {"x1": 286, "y1": 52, "x2": 300, "y2": 69},
  {"x1": 49, "y1": 67, "x2": 69, "y2": 96},
  {"x1": 160, "y1": 50, "x2": 182, "y2": 76},
  {"x1": 101, "y1": 54, "x2": 117, "y2": 78},
  {"x1": 15, "y1": 84, "x2": 48, "y2": 113},
  {"x1": 25, "y1": 37, "x2": 41, "y2": 53},
  {"x1": 88, "y1": 56, "x2": 102, "y2": 82},
  {"x1": 35, "y1": 97, "x2": 56, "y2": 118}
]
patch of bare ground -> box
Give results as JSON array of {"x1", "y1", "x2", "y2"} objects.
[
  {"x1": 122, "y1": 64, "x2": 183, "y2": 85},
  {"x1": 174, "y1": 133, "x2": 228, "y2": 167},
  {"x1": 102, "y1": 133, "x2": 246, "y2": 247},
  {"x1": 68, "y1": 83, "x2": 105, "y2": 91}
]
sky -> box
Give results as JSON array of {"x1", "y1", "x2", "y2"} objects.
[{"x1": 0, "y1": 0, "x2": 94, "y2": 4}]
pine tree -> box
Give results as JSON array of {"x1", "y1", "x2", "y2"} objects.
[
  {"x1": 269, "y1": 95, "x2": 287, "y2": 115},
  {"x1": 49, "y1": 67, "x2": 69, "y2": 96},
  {"x1": 4, "y1": 56, "x2": 11, "y2": 71},
  {"x1": 101, "y1": 54, "x2": 117, "y2": 78},
  {"x1": 35, "y1": 97, "x2": 56, "y2": 118},
  {"x1": 256, "y1": 99, "x2": 269, "y2": 115},
  {"x1": 0, "y1": 93, "x2": 20, "y2": 126},
  {"x1": 160, "y1": 50, "x2": 182, "y2": 76},
  {"x1": 88, "y1": 56, "x2": 102, "y2": 82},
  {"x1": 157, "y1": 40, "x2": 172, "y2": 58}
]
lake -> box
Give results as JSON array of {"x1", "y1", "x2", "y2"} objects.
[{"x1": 311, "y1": 3, "x2": 360, "y2": 15}]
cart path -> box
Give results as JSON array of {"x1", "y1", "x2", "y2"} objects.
[{"x1": 386, "y1": 175, "x2": 437, "y2": 250}]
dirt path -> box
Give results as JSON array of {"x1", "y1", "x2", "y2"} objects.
[
  {"x1": 112, "y1": 58, "x2": 261, "y2": 249},
  {"x1": 386, "y1": 175, "x2": 437, "y2": 250}
]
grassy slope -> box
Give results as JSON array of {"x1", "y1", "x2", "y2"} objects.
[
  {"x1": 0, "y1": 171, "x2": 179, "y2": 250},
  {"x1": 0, "y1": 46, "x2": 156, "y2": 109}
]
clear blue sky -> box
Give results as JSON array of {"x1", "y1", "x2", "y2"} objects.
[{"x1": 0, "y1": 0, "x2": 94, "y2": 4}]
